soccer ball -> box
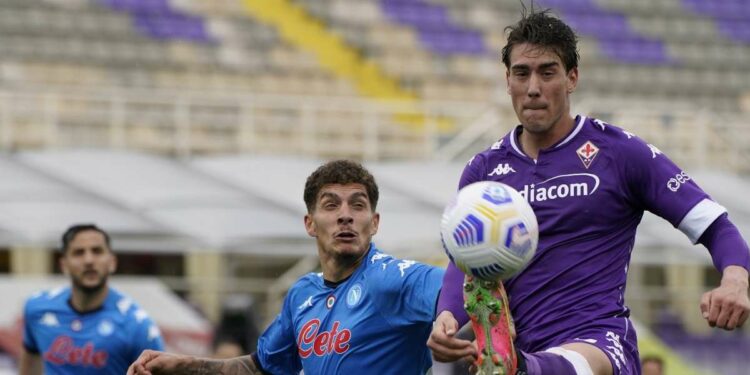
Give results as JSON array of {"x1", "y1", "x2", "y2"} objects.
[{"x1": 440, "y1": 181, "x2": 538, "y2": 281}]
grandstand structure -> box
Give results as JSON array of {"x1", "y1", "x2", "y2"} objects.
[{"x1": 0, "y1": 0, "x2": 748, "y2": 374}]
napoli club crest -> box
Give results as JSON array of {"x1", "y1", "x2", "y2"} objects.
[{"x1": 346, "y1": 283, "x2": 363, "y2": 308}]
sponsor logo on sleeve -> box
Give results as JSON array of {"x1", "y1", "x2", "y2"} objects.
[{"x1": 667, "y1": 171, "x2": 691, "y2": 192}]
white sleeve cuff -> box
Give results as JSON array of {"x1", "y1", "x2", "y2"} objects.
[{"x1": 677, "y1": 198, "x2": 727, "y2": 244}]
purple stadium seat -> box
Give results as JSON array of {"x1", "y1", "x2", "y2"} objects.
[
  {"x1": 379, "y1": 0, "x2": 487, "y2": 56},
  {"x1": 99, "y1": 0, "x2": 214, "y2": 43}
]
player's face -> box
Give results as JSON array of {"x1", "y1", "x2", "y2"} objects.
[
  {"x1": 305, "y1": 183, "x2": 380, "y2": 261},
  {"x1": 60, "y1": 230, "x2": 116, "y2": 294},
  {"x1": 506, "y1": 43, "x2": 578, "y2": 135}
]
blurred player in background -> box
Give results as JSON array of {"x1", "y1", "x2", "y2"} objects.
[
  {"x1": 128, "y1": 160, "x2": 445, "y2": 374},
  {"x1": 19, "y1": 224, "x2": 164, "y2": 374},
  {"x1": 640, "y1": 355, "x2": 664, "y2": 375},
  {"x1": 427, "y1": 6, "x2": 750, "y2": 375}
]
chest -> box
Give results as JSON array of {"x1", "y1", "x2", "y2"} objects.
[
  {"x1": 484, "y1": 148, "x2": 633, "y2": 235},
  {"x1": 292, "y1": 283, "x2": 384, "y2": 360},
  {"x1": 34, "y1": 311, "x2": 127, "y2": 368}
]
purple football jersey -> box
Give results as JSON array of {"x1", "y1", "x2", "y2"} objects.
[{"x1": 456, "y1": 116, "x2": 727, "y2": 372}]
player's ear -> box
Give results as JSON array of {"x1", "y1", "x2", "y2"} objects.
[
  {"x1": 304, "y1": 214, "x2": 317, "y2": 237},
  {"x1": 59, "y1": 255, "x2": 69, "y2": 276},
  {"x1": 505, "y1": 70, "x2": 511, "y2": 94},
  {"x1": 566, "y1": 67, "x2": 578, "y2": 93},
  {"x1": 109, "y1": 253, "x2": 117, "y2": 274},
  {"x1": 370, "y1": 212, "x2": 380, "y2": 236}
]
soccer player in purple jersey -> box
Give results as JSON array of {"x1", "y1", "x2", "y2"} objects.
[
  {"x1": 427, "y1": 7, "x2": 750, "y2": 375},
  {"x1": 128, "y1": 160, "x2": 444, "y2": 375},
  {"x1": 20, "y1": 224, "x2": 164, "y2": 375}
]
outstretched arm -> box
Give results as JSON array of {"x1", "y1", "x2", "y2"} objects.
[{"x1": 128, "y1": 350, "x2": 265, "y2": 375}]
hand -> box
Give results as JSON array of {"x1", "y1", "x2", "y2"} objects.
[
  {"x1": 427, "y1": 310, "x2": 477, "y2": 362},
  {"x1": 700, "y1": 266, "x2": 750, "y2": 330},
  {"x1": 127, "y1": 350, "x2": 194, "y2": 375}
]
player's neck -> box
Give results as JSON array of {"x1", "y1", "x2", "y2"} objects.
[
  {"x1": 519, "y1": 115, "x2": 575, "y2": 159},
  {"x1": 320, "y1": 250, "x2": 367, "y2": 283},
  {"x1": 70, "y1": 285, "x2": 109, "y2": 313}
]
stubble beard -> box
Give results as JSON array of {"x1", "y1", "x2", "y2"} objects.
[{"x1": 72, "y1": 272, "x2": 109, "y2": 295}]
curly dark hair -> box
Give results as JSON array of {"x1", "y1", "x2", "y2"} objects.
[
  {"x1": 303, "y1": 160, "x2": 379, "y2": 212},
  {"x1": 501, "y1": 6, "x2": 580, "y2": 72}
]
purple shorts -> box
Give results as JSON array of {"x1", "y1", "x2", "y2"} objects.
[{"x1": 554, "y1": 317, "x2": 641, "y2": 375}]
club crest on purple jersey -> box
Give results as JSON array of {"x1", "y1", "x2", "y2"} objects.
[{"x1": 576, "y1": 141, "x2": 599, "y2": 169}]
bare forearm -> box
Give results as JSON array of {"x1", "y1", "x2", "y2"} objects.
[
  {"x1": 722, "y1": 265, "x2": 749, "y2": 287},
  {"x1": 183, "y1": 355, "x2": 263, "y2": 375}
]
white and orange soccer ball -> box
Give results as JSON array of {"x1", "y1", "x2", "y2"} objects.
[{"x1": 440, "y1": 181, "x2": 539, "y2": 281}]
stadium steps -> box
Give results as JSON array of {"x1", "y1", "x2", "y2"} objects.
[{"x1": 239, "y1": 0, "x2": 454, "y2": 132}]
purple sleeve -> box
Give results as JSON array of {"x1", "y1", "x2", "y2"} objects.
[
  {"x1": 622, "y1": 135, "x2": 725, "y2": 242},
  {"x1": 697, "y1": 213, "x2": 750, "y2": 272},
  {"x1": 437, "y1": 262, "x2": 470, "y2": 325},
  {"x1": 436, "y1": 155, "x2": 485, "y2": 325}
]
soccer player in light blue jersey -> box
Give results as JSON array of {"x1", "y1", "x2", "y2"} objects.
[
  {"x1": 20, "y1": 224, "x2": 164, "y2": 375},
  {"x1": 128, "y1": 160, "x2": 445, "y2": 375},
  {"x1": 428, "y1": 7, "x2": 750, "y2": 375}
]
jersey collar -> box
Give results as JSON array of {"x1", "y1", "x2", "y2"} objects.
[{"x1": 508, "y1": 115, "x2": 586, "y2": 158}]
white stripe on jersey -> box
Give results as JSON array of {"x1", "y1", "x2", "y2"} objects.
[{"x1": 678, "y1": 198, "x2": 727, "y2": 243}]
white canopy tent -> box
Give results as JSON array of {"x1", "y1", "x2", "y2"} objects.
[{"x1": 0, "y1": 150, "x2": 745, "y2": 263}]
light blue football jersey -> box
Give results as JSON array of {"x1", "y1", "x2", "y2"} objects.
[
  {"x1": 23, "y1": 286, "x2": 165, "y2": 374},
  {"x1": 256, "y1": 244, "x2": 444, "y2": 374}
]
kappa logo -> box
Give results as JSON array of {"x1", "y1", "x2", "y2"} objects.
[
  {"x1": 40, "y1": 312, "x2": 59, "y2": 327},
  {"x1": 576, "y1": 141, "x2": 599, "y2": 169},
  {"x1": 488, "y1": 163, "x2": 516, "y2": 176},
  {"x1": 647, "y1": 144, "x2": 662, "y2": 159},
  {"x1": 398, "y1": 260, "x2": 416, "y2": 277},
  {"x1": 298, "y1": 296, "x2": 313, "y2": 310}
]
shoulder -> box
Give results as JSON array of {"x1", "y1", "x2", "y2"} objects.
[
  {"x1": 582, "y1": 116, "x2": 655, "y2": 156},
  {"x1": 24, "y1": 286, "x2": 70, "y2": 315},
  {"x1": 107, "y1": 289, "x2": 155, "y2": 325},
  {"x1": 364, "y1": 249, "x2": 439, "y2": 288},
  {"x1": 284, "y1": 273, "x2": 322, "y2": 306},
  {"x1": 462, "y1": 131, "x2": 516, "y2": 184}
]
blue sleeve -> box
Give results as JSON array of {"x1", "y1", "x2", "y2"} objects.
[
  {"x1": 22, "y1": 300, "x2": 39, "y2": 353},
  {"x1": 374, "y1": 260, "x2": 445, "y2": 326},
  {"x1": 129, "y1": 313, "x2": 165, "y2": 361},
  {"x1": 255, "y1": 296, "x2": 302, "y2": 375}
]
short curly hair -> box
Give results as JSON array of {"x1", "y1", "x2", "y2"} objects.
[
  {"x1": 501, "y1": 6, "x2": 580, "y2": 72},
  {"x1": 303, "y1": 160, "x2": 379, "y2": 212}
]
